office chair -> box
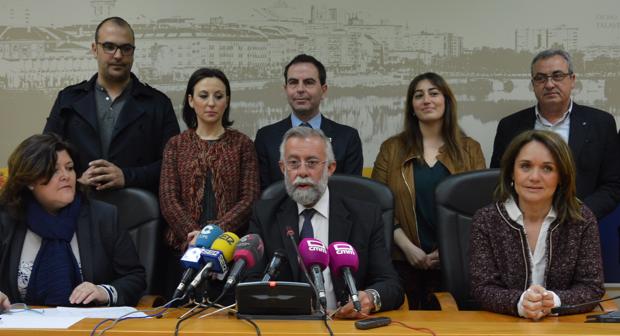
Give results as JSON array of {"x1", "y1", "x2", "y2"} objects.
[{"x1": 435, "y1": 168, "x2": 500, "y2": 310}]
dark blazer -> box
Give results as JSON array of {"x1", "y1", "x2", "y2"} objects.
[
  {"x1": 490, "y1": 103, "x2": 620, "y2": 219},
  {"x1": 0, "y1": 199, "x2": 146, "y2": 306},
  {"x1": 246, "y1": 191, "x2": 404, "y2": 311},
  {"x1": 44, "y1": 73, "x2": 180, "y2": 193},
  {"x1": 254, "y1": 115, "x2": 363, "y2": 190}
]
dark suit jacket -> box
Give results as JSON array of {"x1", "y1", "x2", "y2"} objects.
[
  {"x1": 246, "y1": 191, "x2": 404, "y2": 311},
  {"x1": 254, "y1": 115, "x2": 363, "y2": 190},
  {"x1": 44, "y1": 73, "x2": 180, "y2": 193},
  {"x1": 490, "y1": 103, "x2": 620, "y2": 219},
  {"x1": 0, "y1": 199, "x2": 146, "y2": 306}
]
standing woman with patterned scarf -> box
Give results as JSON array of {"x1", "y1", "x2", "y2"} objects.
[{"x1": 0, "y1": 133, "x2": 145, "y2": 308}]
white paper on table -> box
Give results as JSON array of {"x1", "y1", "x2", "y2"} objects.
[
  {"x1": 0, "y1": 314, "x2": 82, "y2": 329},
  {"x1": 0, "y1": 306, "x2": 147, "y2": 329}
]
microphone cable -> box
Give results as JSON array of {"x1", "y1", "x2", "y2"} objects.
[
  {"x1": 551, "y1": 295, "x2": 620, "y2": 314},
  {"x1": 285, "y1": 227, "x2": 333, "y2": 336},
  {"x1": 90, "y1": 295, "x2": 186, "y2": 336},
  {"x1": 173, "y1": 286, "x2": 231, "y2": 335}
]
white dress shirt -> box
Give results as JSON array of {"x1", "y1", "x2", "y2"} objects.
[
  {"x1": 534, "y1": 99, "x2": 572, "y2": 143},
  {"x1": 504, "y1": 197, "x2": 561, "y2": 317},
  {"x1": 296, "y1": 187, "x2": 337, "y2": 310}
]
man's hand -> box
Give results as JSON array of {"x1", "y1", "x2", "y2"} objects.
[
  {"x1": 334, "y1": 290, "x2": 374, "y2": 319},
  {"x1": 0, "y1": 291, "x2": 11, "y2": 312},
  {"x1": 521, "y1": 284, "x2": 554, "y2": 320},
  {"x1": 69, "y1": 282, "x2": 109, "y2": 305},
  {"x1": 81, "y1": 159, "x2": 125, "y2": 190}
]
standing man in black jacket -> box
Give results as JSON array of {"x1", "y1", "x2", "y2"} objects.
[
  {"x1": 491, "y1": 49, "x2": 620, "y2": 219},
  {"x1": 254, "y1": 54, "x2": 363, "y2": 191},
  {"x1": 44, "y1": 17, "x2": 179, "y2": 193}
]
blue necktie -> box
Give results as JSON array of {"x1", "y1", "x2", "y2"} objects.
[
  {"x1": 300, "y1": 208, "x2": 316, "y2": 240},
  {"x1": 300, "y1": 122, "x2": 312, "y2": 128}
]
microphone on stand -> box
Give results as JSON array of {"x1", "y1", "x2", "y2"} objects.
[
  {"x1": 172, "y1": 224, "x2": 224, "y2": 299},
  {"x1": 328, "y1": 242, "x2": 361, "y2": 312},
  {"x1": 186, "y1": 232, "x2": 239, "y2": 296},
  {"x1": 224, "y1": 234, "x2": 264, "y2": 291},
  {"x1": 285, "y1": 226, "x2": 324, "y2": 312},
  {"x1": 298, "y1": 238, "x2": 329, "y2": 309},
  {"x1": 261, "y1": 250, "x2": 287, "y2": 282}
]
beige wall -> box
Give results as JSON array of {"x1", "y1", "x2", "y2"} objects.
[{"x1": 1, "y1": 0, "x2": 620, "y2": 168}]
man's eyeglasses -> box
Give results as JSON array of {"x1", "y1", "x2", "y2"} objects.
[
  {"x1": 97, "y1": 42, "x2": 135, "y2": 56},
  {"x1": 531, "y1": 71, "x2": 573, "y2": 85},
  {"x1": 285, "y1": 159, "x2": 326, "y2": 170}
]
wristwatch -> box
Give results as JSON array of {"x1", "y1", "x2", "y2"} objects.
[{"x1": 364, "y1": 289, "x2": 382, "y2": 312}]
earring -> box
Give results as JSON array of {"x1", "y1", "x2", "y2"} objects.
[
  {"x1": 510, "y1": 181, "x2": 514, "y2": 187},
  {"x1": 28, "y1": 185, "x2": 34, "y2": 190}
]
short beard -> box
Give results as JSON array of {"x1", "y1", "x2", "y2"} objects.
[{"x1": 284, "y1": 166, "x2": 328, "y2": 206}]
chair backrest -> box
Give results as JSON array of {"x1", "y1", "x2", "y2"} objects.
[
  {"x1": 91, "y1": 188, "x2": 161, "y2": 294},
  {"x1": 261, "y1": 174, "x2": 395, "y2": 252},
  {"x1": 435, "y1": 168, "x2": 500, "y2": 310}
]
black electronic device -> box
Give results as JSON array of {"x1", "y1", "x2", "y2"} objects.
[
  {"x1": 354, "y1": 317, "x2": 392, "y2": 330},
  {"x1": 586, "y1": 310, "x2": 620, "y2": 323},
  {"x1": 235, "y1": 281, "x2": 323, "y2": 320}
]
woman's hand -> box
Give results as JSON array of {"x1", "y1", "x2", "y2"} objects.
[
  {"x1": 69, "y1": 282, "x2": 109, "y2": 305},
  {"x1": 402, "y1": 243, "x2": 431, "y2": 269},
  {"x1": 187, "y1": 230, "x2": 201, "y2": 246},
  {"x1": 394, "y1": 228, "x2": 431, "y2": 269},
  {"x1": 0, "y1": 291, "x2": 10, "y2": 312},
  {"x1": 427, "y1": 249, "x2": 440, "y2": 270},
  {"x1": 521, "y1": 284, "x2": 555, "y2": 320}
]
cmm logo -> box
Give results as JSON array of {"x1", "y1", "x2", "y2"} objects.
[
  {"x1": 333, "y1": 243, "x2": 355, "y2": 255},
  {"x1": 306, "y1": 239, "x2": 327, "y2": 253}
]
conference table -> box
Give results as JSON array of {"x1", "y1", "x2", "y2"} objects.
[{"x1": 0, "y1": 307, "x2": 618, "y2": 336}]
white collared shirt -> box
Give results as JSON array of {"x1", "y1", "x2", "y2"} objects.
[
  {"x1": 534, "y1": 100, "x2": 572, "y2": 143},
  {"x1": 296, "y1": 187, "x2": 337, "y2": 310},
  {"x1": 504, "y1": 197, "x2": 561, "y2": 316}
]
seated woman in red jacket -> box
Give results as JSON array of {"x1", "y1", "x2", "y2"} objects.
[
  {"x1": 470, "y1": 130, "x2": 604, "y2": 319},
  {"x1": 0, "y1": 133, "x2": 145, "y2": 307}
]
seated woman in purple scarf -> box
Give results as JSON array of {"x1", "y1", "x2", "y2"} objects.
[{"x1": 0, "y1": 133, "x2": 145, "y2": 308}]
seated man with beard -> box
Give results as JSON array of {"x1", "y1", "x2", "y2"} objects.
[{"x1": 246, "y1": 127, "x2": 403, "y2": 318}]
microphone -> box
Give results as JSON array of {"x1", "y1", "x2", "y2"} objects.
[
  {"x1": 551, "y1": 295, "x2": 620, "y2": 314},
  {"x1": 187, "y1": 232, "x2": 240, "y2": 295},
  {"x1": 224, "y1": 234, "x2": 264, "y2": 291},
  {"x1": 261, "y1": 250, "x2": 287, "y2": 282},
  {"x1": 285, "y1": 226, "x2": 324, "y2": 312},
  {"x1": 328, "y1": 242, "x2": 361, "y2": 312},
  {"x1": 195, "y1": 224, "x2": 225, "y2": 248},
  {"x1": 172, "y1": 224, "x2": 224, "y2": 299},
  {"x1": 299, "y1": 238, "x2": 329, "y2": 309}
]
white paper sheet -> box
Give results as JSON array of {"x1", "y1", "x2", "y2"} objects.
[{"x1": 0, "y1": 306, "x2": 147, "y2": 329}]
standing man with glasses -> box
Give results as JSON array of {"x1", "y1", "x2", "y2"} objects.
[
  {"x1": 44, "y1": 16, "x2": 179, "y2": 193},
  {"x1": 491, "y1": 49, "x2": 620, "y2": 219},
  {"x1": 254, "y1": 54, "x2": 363, "y2": 191}
]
